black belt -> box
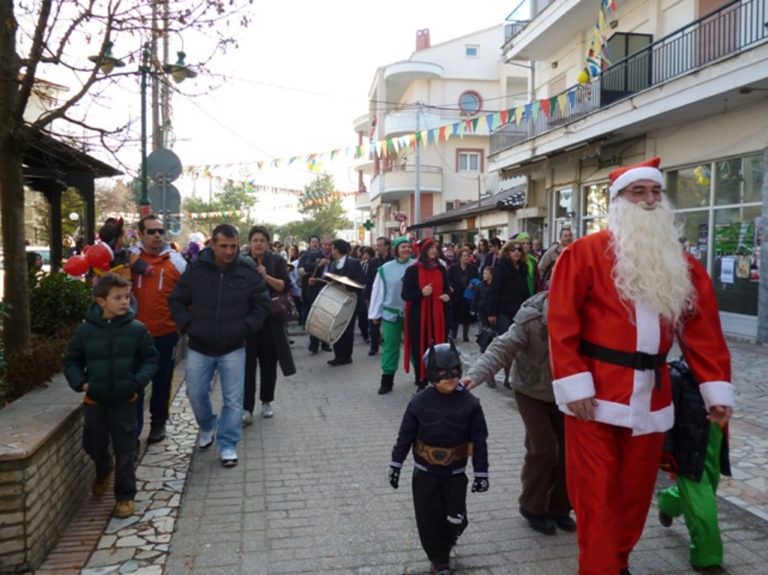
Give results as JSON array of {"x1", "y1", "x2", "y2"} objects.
[{"x1": 579, "y1": 341, "x2": 666, "y2": 390}]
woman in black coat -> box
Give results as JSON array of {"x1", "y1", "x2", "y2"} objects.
[
  {"x1": 488, "y1": 240, "x2": 531, "y2": 336},
  {"x1": 447, "y1": 247, "x2": 478, "y2": 342},
  {"x1": 242, "y1": 226, "x2": 296, "y2": 424}
]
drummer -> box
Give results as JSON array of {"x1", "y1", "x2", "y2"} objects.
[{"x1": 325, "y1": 239, "x2": 365, "y2": 366}]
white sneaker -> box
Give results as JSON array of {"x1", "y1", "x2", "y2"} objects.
[
  {"x1": 220, "y1": 448, "x2": 238, "y2": 467},
  {"x1": 261, "y1": 403, "x2": 274, "y2": 419},
  {"x1": 242, "y1": 411, "x2": 253, "y2": 426},
  {"x1": 198, "y1": 428, "x2": 215, "y2": 450}
]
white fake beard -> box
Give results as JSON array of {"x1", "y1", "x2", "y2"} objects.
[{"x1": 608, "y1": 196, "x2": 694, "y2": 325}]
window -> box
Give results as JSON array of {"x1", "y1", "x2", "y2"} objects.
[
  {"x1": 465, "y1": 45, "x2": 479, "y2": 57},
  {"x1": 457, "y1": 151, "x2": 482, "y2": 172},
  {"x1": 581, "y1": 184, "x2": 609, "y2": 235},
  {"x1": 458, "y1": 91, "x2": 482, "y2": 115}
]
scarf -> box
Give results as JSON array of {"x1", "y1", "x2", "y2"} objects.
[{"x1": 403, "y1": 261, "x2": 446, "y2": 379}]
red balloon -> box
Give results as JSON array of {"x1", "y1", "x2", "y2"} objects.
[
  {"x1": 63, "y1": 255, "x2": 90, "y2": 276},
  {"x1": 85, "y1": 243, "x2": 113, "y2": 271}
]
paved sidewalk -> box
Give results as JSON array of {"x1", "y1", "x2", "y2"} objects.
[
  {"x1": 149, "y1": 333, "x2": 768, "y2": 575},
  {"x1": 61, "y1": 332, "x2": 768, "y2": 574}
]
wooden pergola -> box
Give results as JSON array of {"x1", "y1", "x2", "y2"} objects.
[{"x1": 22, "y1": 128, "x2": 122, "y2": 271}]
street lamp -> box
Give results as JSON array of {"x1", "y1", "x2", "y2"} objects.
[{"x1": 89, "y1": 40, "x2": 196, "y2": 215}]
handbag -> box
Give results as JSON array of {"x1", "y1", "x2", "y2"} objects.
[
  {"x1": 475, "y1": 327, "x2": 497, "y2": 353},
  {"x1": 269, "y1": 294, "x2": 293, "y2": 321}
]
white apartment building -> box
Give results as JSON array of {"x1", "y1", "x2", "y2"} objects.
[
  {"x1": 490, "y1": 0, "x2": 768, "y2": 339},
  {"x1": 354, "y1": 26, "x2": 529, "y2": 239}
]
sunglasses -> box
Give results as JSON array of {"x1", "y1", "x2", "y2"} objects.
[
  {"x1": 510, "y1": 247, "x2": 523, "y2": 252},
  {"x1": 145, "y1": 228, "x2": 165, "y2": 235}
]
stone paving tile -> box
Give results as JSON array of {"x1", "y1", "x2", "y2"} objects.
[
  {"x1": 40, "y1": 331, "x2": 763, "y2": 574},
  {"x1": 157, "y1": 332, "x2": 768, "y2": 574}
]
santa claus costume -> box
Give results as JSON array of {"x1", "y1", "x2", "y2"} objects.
[{"x1": 547, "y1": 157, "x2": 733, "y2": 575}]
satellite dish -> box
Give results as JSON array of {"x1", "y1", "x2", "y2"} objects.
[{"x1": 146, "y1": 148, "x2": 182, "y2": 183}]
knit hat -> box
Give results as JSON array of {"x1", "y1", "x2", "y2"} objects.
[
  {"x1": 608, "y1": 157, "x2": 664, "y2": 199},
  {"x1": 391, "y1": 236, "x2": 409, "y2": 251},
  {"x1": 512, "y1": 232, "x2": 531, "y2": 241}
]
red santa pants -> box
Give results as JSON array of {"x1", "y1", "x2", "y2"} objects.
[{"x1": 565, "y1": 417, "x2": 664, "y2": 575}]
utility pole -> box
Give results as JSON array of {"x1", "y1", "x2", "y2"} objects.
[
  {"x1": 477, "y1": 174, "x2": 482, "y2": 241},
  {"x1": 414, "y1": 101, "x2": 422, "y2": 238},
  {"x1": 758, "y1": 145, "x2": 768, "y2": 343}
]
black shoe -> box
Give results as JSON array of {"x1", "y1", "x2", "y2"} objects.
[
  {"x1": 147, "y1": 422, "x2": 166, "y2": 444},
  {"x1": 378, "y1": 374, "x2": 394, "y2": 395},
  {"x1": 620, "y1": 569, "x2": 632, "y2": 575},
  {"x1": 328, "y1": 357, "x2": 353, "y2": 366},
  {"x1": 363, "y1": 336, "x2": 370, "y2": 344},
  {"x1": 368, "y1": 348, "x2": 378, "y2": 356},
  {"x1": 431, "y1": 564, "x2": 452, "y2": 575},
  {"x1": 520, "y1": 508, "x2": 556, "y2": 535},
  {"x1": 659, "y1": 509, "x2": 673, "y2": 527},
  {"x1": 309, "y1": 345, "x2": 318, "y2": 355},
  {"x1": 321, "y1": 343, "x2": 332, "y2": 352},
  {"x1": 553, "y1": 515, "x2": 576, "y2": 532}
]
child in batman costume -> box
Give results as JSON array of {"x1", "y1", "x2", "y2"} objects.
[{"x1": 389, "y1": 341, "x2": 489, "y2": 575}]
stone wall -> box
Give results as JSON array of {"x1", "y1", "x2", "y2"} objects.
[{"x1": 0, "y1": 373, "x2": 93, "y2": 573}]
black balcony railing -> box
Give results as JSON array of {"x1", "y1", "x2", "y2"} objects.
[{"x1": 491, "y1": 0, "x2": 767, "y2": 156}]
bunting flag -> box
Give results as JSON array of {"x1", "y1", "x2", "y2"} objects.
[{"x1": 582, "y1": 0, "x2": 618, "y2": 80}]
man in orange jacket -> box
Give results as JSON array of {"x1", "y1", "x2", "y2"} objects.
[
  {"x1": 131, "y1": 214, "x2": 187, "y2": 444},
  {"x1": 547, "y1": 157, "x2": 733, "y2": 575}
]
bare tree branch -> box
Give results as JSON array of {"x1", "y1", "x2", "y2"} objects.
[{"x1": 15, "y1": 0, "x2": 54, "y2": 124}]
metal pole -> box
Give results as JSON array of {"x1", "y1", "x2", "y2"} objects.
[
  {"x1": 414, "y1": 101, "x2": 421, "y2": 238},
  {"x1": 139, "y1": 42, "x2": 151, "y2": 216},
  {"x1": 477, "y1": 174, "x2": 482, "y2": 241}
]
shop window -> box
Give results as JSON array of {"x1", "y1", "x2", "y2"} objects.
[
  {"x1": 678, "y1": 209, "x2": 709, "y2": 269},
  {"x1": 667, "y1": 166, "x2": 711, "y2": 209},
  {"x1": 711, "y1": 205, "x2": 761, "y2": 315},
  {"x1": 714, "y1": 154, "x2": 763, "y2": 206},
  {"x1": 581, "y1": 183, "x2": 609, "y2": 235}
]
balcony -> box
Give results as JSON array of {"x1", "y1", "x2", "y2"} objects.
[
  {"x1": 383, "y1": 61, "x2": 444, "y2": 103},
  {"x1": 368, "y1": 164, "x2": 443, "y2": 202},
  {"x1": 491, "y1": 0, "x2": 768, "y2": 156},
  {"x1": 503, "y1": 0, "x2": 597, "y2": 61},
  {"x1": 383, "y1": 108, "x2": 445, "y2": 137}
]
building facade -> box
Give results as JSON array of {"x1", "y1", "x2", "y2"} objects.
[
  {"x1": 489, "y1": 0, "x2": 768, "y2": 339},
  {"x1": 354, "y1": 26, "x2": 529, "y2": 239}
]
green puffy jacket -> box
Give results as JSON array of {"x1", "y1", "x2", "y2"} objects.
[{"x1": 64, "y1": 304, "x2": 160, "y2": 404}]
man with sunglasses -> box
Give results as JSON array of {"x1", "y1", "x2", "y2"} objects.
[{"x1": 131, "y1": 215, "x2": 187, "y2": 444}]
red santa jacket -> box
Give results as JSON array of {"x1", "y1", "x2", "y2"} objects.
[{"x1": 547, "y1": 230, "x2": 733, "y2": 435}]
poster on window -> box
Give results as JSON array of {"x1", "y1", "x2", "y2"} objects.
[{"x1": 719, "y1": 256, "x2": 735, "y2": 284}]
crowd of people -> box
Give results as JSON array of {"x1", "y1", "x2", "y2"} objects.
[{"x1": 60, "y1": 156, "x2": 735, "y2": 575}]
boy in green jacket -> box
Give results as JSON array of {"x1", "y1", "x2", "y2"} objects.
[{"x1": 64, "y1": 273, "x2": 159, "y2": 518}]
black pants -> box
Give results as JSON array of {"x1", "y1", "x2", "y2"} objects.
[
  {"x1": 357, "y1": 298, "x2": 369, "y2": 339},
  {"x1": 369, "y1": 320, "x2": 381, "y2": 352},
  {"x1": 333, "y1": 307, "x2": 357, "y2": 360},
  {"x1": 412, "y1": 470, "x2": 469, "y2": 566},
  {"x1": 83, "y1": 402, "x2": 137, "y2": 501},
  {"x1": 244, "y1": 326, "x2": 278, "y2": 413}
]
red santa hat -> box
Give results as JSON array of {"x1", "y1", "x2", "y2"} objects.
[{"x1": 608, "y1": 157, "x2": 664, "y2": 199}]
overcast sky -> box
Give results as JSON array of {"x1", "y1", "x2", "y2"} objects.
[{"x1": 165, "y1": 0, "x2": 524, "y2": 190}]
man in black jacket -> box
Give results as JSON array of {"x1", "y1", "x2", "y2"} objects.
[{"x1": 169, "y1": 224, "x2": 270, "y2": 468}]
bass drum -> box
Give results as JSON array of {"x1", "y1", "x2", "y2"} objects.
[{"x1": 306, "y1": 283, "x2": 358, "y2": 345}]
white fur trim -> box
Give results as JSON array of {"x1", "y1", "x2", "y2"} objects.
[
  {"x1": 609, "y1": 167, "x2": 664, "y2": 198},
  {"x1": 575, "y1": 399, "x2": 673, "y2": 435},
  {"x1": 553, "y1": 372, "x2": 595, "y2": 406},
  {"x1": 698, "y1": 381, "x2": 734, "y2": 410}
]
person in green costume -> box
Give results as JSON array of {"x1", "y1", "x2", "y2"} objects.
[
  {"x1": 658, "y1": 359, "x2": 731, "y2": 575},
  {"x1": 368, "y1": 237, "x2": 414, "y2": 394}
]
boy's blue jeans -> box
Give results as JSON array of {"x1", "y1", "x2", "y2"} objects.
[{"x1": 185, "y1": 347, "x2": 245, "y2": 452}]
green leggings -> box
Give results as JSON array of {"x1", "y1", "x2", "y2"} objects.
[
  {"x1": 380, "y1": 318, "x2": 405, "y2": 375},
  {"x1": 658, "y1": 423, "x2": 724, "y2": 568}
]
